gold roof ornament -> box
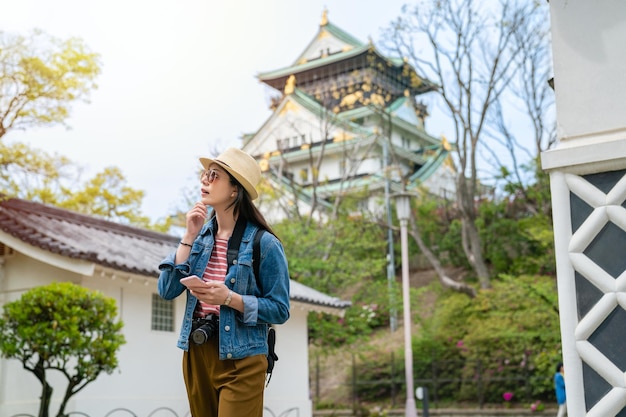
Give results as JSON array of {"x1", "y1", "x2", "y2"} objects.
[
  {"x1": 284, "y1": 75, "x2": 296, "y2": 95},
  {"x1": 320, "y1": 8, "x2": 328, "y2": 26},
  {"x1": 369, "y1": 93, "x2": 385, "y2": 107},
  {"x1": 441, "y1": 135, "x2": 452, "y2": 151}
]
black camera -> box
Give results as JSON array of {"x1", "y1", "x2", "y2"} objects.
[{"x1": 191, "y1": 315, "x2": 219, "y2": 345}]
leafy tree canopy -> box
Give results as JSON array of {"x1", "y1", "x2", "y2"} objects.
[
  {"x1": 0, "y1": 282, "x2": 126, "y2": 417},
  {"x1": 0, "y1": 29, "x2": 101, "y2": 139},
  {"x1": 0, "y1": 29, "x2": 172, "y2": 230},
  {"x1": 0, "y1": 141, "x2": 172, "y2": 231}
]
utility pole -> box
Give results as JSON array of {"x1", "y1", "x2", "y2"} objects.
[{"x1": 383, "y1": 140, "x2": 398, "y2": 333}]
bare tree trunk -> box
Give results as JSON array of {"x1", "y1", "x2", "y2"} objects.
[
  {"x1": 383, "y1": 0, "x2": 549, "y2": 289},
  {"x1": 457, "y1": 175, "x2": 491, "y2": 289},
  {"x1": 408, "y1": 211, "x2": 476, "y2": 297}
]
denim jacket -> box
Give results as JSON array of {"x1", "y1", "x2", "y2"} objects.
[{"x1": 157, "y1": 218, "x2": 290, "y2": 360}]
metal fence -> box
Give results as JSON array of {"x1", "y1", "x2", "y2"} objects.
[
  {"x1": 11, "y1": 406, "x2": 299, "y2": 417},
  {"x1": 311, "y1": 351, "x2": 554, "y2": 411}
]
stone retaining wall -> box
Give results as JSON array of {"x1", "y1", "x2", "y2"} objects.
[{"x1": 313, "y1": 409, "x2": 556, "y2": 417}]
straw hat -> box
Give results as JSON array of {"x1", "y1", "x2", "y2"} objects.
[{"x1": 199, "y1": 148, "x2": 261, "y2": 200}]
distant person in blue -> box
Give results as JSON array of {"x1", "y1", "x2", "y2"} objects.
[{"x1": 555, "y1": 362, "x2": 566, "y2": 417}]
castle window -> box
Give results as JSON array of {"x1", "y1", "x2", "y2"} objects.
[
  {"x1": 299, "y1": 168, "x2": 309, "y2": 183},
  {"x1": 277, "y1": 138, "x2": 288, "y2": 150},
  {"x1": 339, "y1": 160, "x2": 347, "y2": 176}
]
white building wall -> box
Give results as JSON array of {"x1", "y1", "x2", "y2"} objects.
[
  {"x1": 1, "y1": 249, "x2": 316, "y2": 417},
  {"x1": 74, "y1": 277, "x2": 189, "y2": 415},
  {"x1": 542, "y1": 1, "x2": 626, "y2": 416},
  {"x1": 549, "y1": 0, "x2": 626, "y2": 141},
  {"x1": 265, "y1": 307, "x2": 312, "y2": 417}
]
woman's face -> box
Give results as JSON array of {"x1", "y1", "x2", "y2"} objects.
[{"x1": 200, "y1": 164, "x2": 238, "y2": 209}]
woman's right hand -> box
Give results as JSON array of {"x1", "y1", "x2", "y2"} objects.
[{"x1": 184, "y1": 202, "x2": 208, "y2": 241}]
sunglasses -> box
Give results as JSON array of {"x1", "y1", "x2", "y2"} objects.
[{"x1": 200, "y1": 169, "x2": 221, "y2": 183}]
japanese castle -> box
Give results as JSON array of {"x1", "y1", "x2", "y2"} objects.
[{"x1": 242, "y1": 11, "x2": 454, "y2": 218}]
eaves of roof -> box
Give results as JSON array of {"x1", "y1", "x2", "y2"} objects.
[
  {"x1": 290, "y1": 88, "x2": 329, "y2": 117},
  {"x1": 0, "y1": 197, "x2": 350, "y2": 312},
  {"x1": 246, "y1": 88, "x2": 370, "y2": 151},
  {"x1": 338, "y1": 100, "x2": 441, "y2": 147},
  {"x1": 269, "y1": 141, "x2": 449, "y2": 198},
  {"x1": 266, "y1": 132, "x2": 378, "y2": 168},
  {"x1": 290, "y1": 89, "x2": 375, "y2": 137},
  {"x1": 265, "y1": 170, "x2": 334, "y2": 211},
  {"x1": 254, "y1": 88, "x2": 374, "y2": 140},
  {"x1": 408, "y1": 146, "x2": 451, "y2": 184},
  {"x1": 0, "y1": 197, "x2": 177, "y2": 276},
  {"x1": 337, "y1": 94, "x2": 432, "y2": 121},
  {"x1": 323, "y1": 21, "x2": 366, "y2": 49},
  {"x1": 259, "y1": 44, "x2": 372, "y2": 81},
  {"x1": 393, "y1": 116, "x2": 441, "y2": 146},
  {"x1": 290, "y1": 280, "x2": 351, "y2": 315},
  {"x1": 289, "y1": 21, "x2": 366, "y2": 68}
]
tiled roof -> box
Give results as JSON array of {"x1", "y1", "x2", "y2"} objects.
[
  {"x1": 0, "y1": 197, "x2": 350, "y2": 311},
  {"x1": 290, "y1": 280, "x2": 351, "y2": 310},
  {"x1": 0, "y1": 197, "x2": 176, "y2": 275}
]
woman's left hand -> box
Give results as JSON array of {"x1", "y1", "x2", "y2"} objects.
[{"x1": 190, "y1": 280, "x2": 228, "y2": 305}]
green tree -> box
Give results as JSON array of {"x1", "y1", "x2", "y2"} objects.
[
  {"x1": 426, "y1": 274, "x2": 560, "y2": 403},
  {"x1": 0, "y1": 141, "x2": 73, "y2": 197},
  {"x1": 0, "y1": 282, "x2": 126, "y2": 417},
  {"x1": 56, "y1": 166, "x2": 170, "y2": 230},
  {"x1": 0, "y1": 141, "x2": 172, "y2": 231},
  {"x1": 276, "y1": 212, "x2": 391, "y2": 346},
  {"x1": 0, "y1": 29, "x2": 101, "y2": 139},
  {"x1": 0, "y1": 29, "x2": 173, "y2": 230}
]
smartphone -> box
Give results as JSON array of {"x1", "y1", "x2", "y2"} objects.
[{"x1": 180, "y1": 276, "x2": 207, "y2": 290}]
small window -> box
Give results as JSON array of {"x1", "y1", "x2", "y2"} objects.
[
  {"x1": 339, "y1": 160, "x2": 347, "y2": 176},
  {"x1": 151, "y1": 293, "x2": 174, "y2": 332},
  {"x1": 299, "y1": 168, "x2": 309, "y2": 183},
  {"x1": 277, "y1": 138, "x2": 289, "y2": 151}
]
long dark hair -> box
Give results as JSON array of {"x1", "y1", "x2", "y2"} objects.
[{"x1": 211, "y1": 173, "x2": 277, "y2": 238}]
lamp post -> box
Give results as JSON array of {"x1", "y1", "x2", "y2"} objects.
[
  {"x1": 394, "y1": 192, "x2": 418, "y2": 417},
  {"x1": 384, "y1": 142, "x2": 398, "y2": 332}
]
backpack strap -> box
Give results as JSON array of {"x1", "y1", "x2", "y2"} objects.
[
  {"x1": 226, "y1": 216, "x2": 247, "y2": 271},
  {"x1": 253, "y1": 228, "x2": 265, "y2": 287}
]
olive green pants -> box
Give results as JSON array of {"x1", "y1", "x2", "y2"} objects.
[{"x1": 183, "y1": 337, "x2": 267, "y2": 417}]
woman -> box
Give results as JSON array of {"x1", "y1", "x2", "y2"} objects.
[
  {"x1": 158, "y1": 147, "x2": 290, "y2": 417},
  {"x1": 555, "y1": 362, "x2": 566, "y2": 417}
]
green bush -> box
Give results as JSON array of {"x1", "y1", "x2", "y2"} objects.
[
  {"x1": 349, "y1": 275, "x2": 562, "y2": 405},
  {"x1": 0, "y1": 282, "x2": 125, "y2": 417}
]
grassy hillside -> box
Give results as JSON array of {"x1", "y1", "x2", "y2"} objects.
[{"x1": 309, "y1": 266, "x2": 561, "y2": 411}]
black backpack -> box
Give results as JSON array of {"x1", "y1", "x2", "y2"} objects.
[{"x1": 225, "y1": 218, "x2": 279, "y2": 385}]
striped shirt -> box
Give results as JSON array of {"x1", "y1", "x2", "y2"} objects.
[{"x1": 194, "y1": 239, "x2": 228, "y2": 317}]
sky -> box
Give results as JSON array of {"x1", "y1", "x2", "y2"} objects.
[{"x1": 3, "y1": 0, "x2": 445, "y2": 222}]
